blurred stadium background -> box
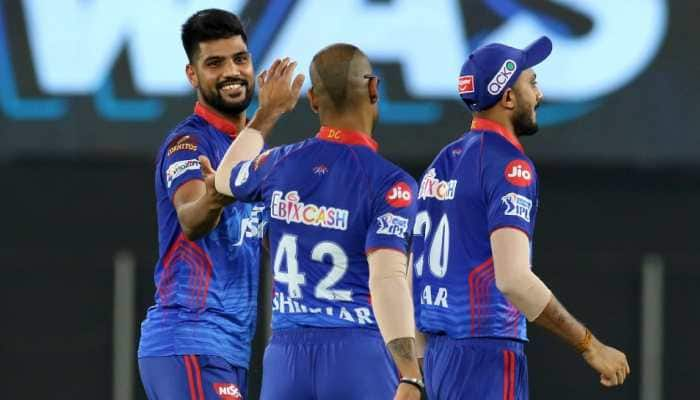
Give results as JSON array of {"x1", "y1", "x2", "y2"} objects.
[{"x1": 2, "y1": 0, "x2": 698, "y2": 399}]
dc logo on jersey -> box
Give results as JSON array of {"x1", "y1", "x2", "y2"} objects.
[
  {"x1": 385, "y1": 182, "x2": 413, "y2": 208},
  {"x1": 419, "y1": 168, "x2": 457, "y2": 201},
  {"x1": 501, "y1": 192, "x2": 532, "y2": 222},
  {"x1": 213, "y1": 383, "x2": 242, "y2": 400},
  {"x1": 313, "y1": 164, "x2": 328, "y2": 175},
  {"x1": 165, "y1": 159, "x2": 200, "y2": 188},
  {"x1": 376, "y1": 212, "x2": 409, "y2": 238},
  {"x1": 458, "y1": 75, "x2": 475, "y2": 94},
  {"x1": 504, "y1": 159, "x2": 533, "y2": 187}
]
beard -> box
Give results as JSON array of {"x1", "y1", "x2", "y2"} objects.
[
  {"x1": 200, "y1": 77, "x2": 255, "y2": 117},
  {"x1": 512, "y1": 102, "x2": 539, "y2": 137}
]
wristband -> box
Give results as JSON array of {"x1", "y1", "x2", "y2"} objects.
[{"x1": 399, "y1": 377, "x2": 425, "y2": 392}]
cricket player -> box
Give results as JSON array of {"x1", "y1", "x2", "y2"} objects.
[
  {"x1": 209, "y1": 44, "x2": 423, "y2": 399},
  {"x1": 412, "y1": 36, "x2": 630, "y2": 399},
  {"x1": 138, "y1": 9, "x2": 264, "y2": 399}
]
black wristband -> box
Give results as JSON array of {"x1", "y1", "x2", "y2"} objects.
[{"x1": 399, "y1": 377, "x2": 425, "y2": 392}]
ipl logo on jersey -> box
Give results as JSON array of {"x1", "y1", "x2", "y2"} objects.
[
  {"x1": 419, "y1": 168, "x2": 457, "y2": 201},
  {"x1": 270, "y1": 191, "x2": 349, "y2": 231},
  {"x1": 501, "y1": 192, "x2": 533, "y2": 223},
  {"x1": 376, "y1": 212, "x2": 409, "y2": 238}
]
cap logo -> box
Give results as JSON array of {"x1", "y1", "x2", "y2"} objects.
[
  {"x1": 458, "y1": 75, "x2": 475, "y2": 94},
  {"x1": 487, "y1": 59, "x2": 517, "y2": 95}
]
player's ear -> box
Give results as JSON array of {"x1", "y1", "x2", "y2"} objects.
[
  {"x1": 368, "y1": 77, "x2": 379, "y2": 105},
  {"x1": 307, "y1": 88, "x2": 320, "y2": 114},
  {"x1": 186, "y1": 64, "x2": 199, "y2": 89},
  {"x1": 500, "y1": 87, "x2": 516, "y2": 111}
]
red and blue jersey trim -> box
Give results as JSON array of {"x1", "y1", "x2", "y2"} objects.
[{"x1": 316, "y1": 126, "x2": 379, "y2": 152}]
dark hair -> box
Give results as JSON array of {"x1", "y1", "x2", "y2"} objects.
[{"x1": 181, "y1": 9, "x2": 247, "y2": 62}]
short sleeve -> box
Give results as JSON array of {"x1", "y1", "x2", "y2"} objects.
[
  {"x1": 483, "y1": 150, "x2": 538, "y2": 238},
  {"x1": 366, "y1": 172, "x2": 419, "y2": 254},
  {"x1": 229, "y1": 147, "x2": 281, "y2": 203},
  {"x1": 161, "y1": 134, "x2": 209, "y2": 200}
]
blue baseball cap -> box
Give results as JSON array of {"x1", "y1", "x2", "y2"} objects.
[{"x1": 458, "y1": 36, "x2": 552, "y2": 111}]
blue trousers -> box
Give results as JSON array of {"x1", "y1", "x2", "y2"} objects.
[
  {"x1": 139, "y1": 355, "x2": 248, "y2": 400},
  {"x1": 260, "y1": 328, "x2": 398, "y2": 400},
  {"x1": 424, "y1": 336, "x2": 528, "y2": 400}
]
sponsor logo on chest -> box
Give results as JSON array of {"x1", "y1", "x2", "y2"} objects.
[
  {"x1": 418, "y1": 168, "x2": 457, "y2": 201},
  {"x1": 270, "y1": 191, "x2": 349, "y2": 231}
]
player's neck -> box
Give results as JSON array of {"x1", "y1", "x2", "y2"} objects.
[
  {"x1": 197, "y1": 98, "x2": 247, "y2": 133},
  {"x1": 318, "y1": 113, "x2": 373, "y2": 137},
  {"x1": 474, "y1": 111, "x2": 515, "y2": 136}
]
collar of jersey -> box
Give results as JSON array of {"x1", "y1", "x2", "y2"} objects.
[
  {"x1": 316, "y1": 126, "x2": 379, "y2": 152},
  {"x1": 194, "y1": 102, "x2": 238, "y2": 139},
  {"x1": 470, "y1": 117, "x2": 524, "y2": 153}
]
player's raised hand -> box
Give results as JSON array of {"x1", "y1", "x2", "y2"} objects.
[
  {"x1": 581, "y1": 338, "x2": 630, "y2": 386},
  {"x1": 199, "y1": 155, "x2": 234, "y2": 206},
  {"x1": 257, "y1": 57, "x2": 305, "y2": 116}
]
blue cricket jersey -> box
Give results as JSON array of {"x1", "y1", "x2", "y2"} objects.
[
  {"x1": 229, "y1": 127, "x2": 417, "y2": 331},
  {"x1": 138, "y1": 102, "x2": 265, "y2": 368},
  {"x1": 412, "y1": 117, "x2": 539, "y2": 341}
]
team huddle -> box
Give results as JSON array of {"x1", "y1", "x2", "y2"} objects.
[{"x1": 137, "y1": 9, "x2": 630, "y2": 400}]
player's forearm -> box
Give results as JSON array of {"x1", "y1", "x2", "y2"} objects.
[
  {"x1": 177, "y1": 196, "x2": 225, "y2": 240},
  {"x1": 214, "y1": 107, "x2": 282, "y2": 196},
  {"x1": 387, "y1": 337, "x2": 422, "y2": 378},
  {"x1": 367, "y1": 250, "x2": 421, "y2": 378},
  {"x1": 533, "y1": 294, "x2": 593, "y2": 352}
]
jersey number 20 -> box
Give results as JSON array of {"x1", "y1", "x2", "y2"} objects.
[{"x1": 412, "y1": 211, "x2": 450, "y2": 278}]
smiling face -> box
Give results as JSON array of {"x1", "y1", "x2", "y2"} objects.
[
  {"x1": 510, "y1": 68, "x2": 543, "y2": 137},
  {"x1": 186, "y1": 35, "x2": 254, "y2": 117}
]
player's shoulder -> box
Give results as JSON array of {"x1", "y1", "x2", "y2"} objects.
[
  {"x1": 480, "y1": 132, "x2": 527, "y2": 161},
  {"x1": 158, "y1": 115, "x2": 209, "y2": 155}
]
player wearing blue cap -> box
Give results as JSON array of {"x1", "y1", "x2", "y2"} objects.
[
  {"x1": 138, "y1": 9, "x2": 265, "y2": 400},
  {"x1": 412, "y1": 36, "x2": 630, "y2": 399},
  {"x1": 210, "y1": 44, "x2": 423, "y2": 400}
]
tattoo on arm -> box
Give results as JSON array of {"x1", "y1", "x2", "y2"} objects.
[
  {"x1": 387, "y1": 337, "x2": 415, "y2": 361},
  {"x1": 534, "y1": 295, "x2": 587, "y2": 349}
]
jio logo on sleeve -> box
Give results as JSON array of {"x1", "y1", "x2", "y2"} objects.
[
  {"x1": 385, "y1": 181, "x2": 413, "y2": 208},
  {"x1": 504, "y1": 159, "x2": 533, "y2": 187}
]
